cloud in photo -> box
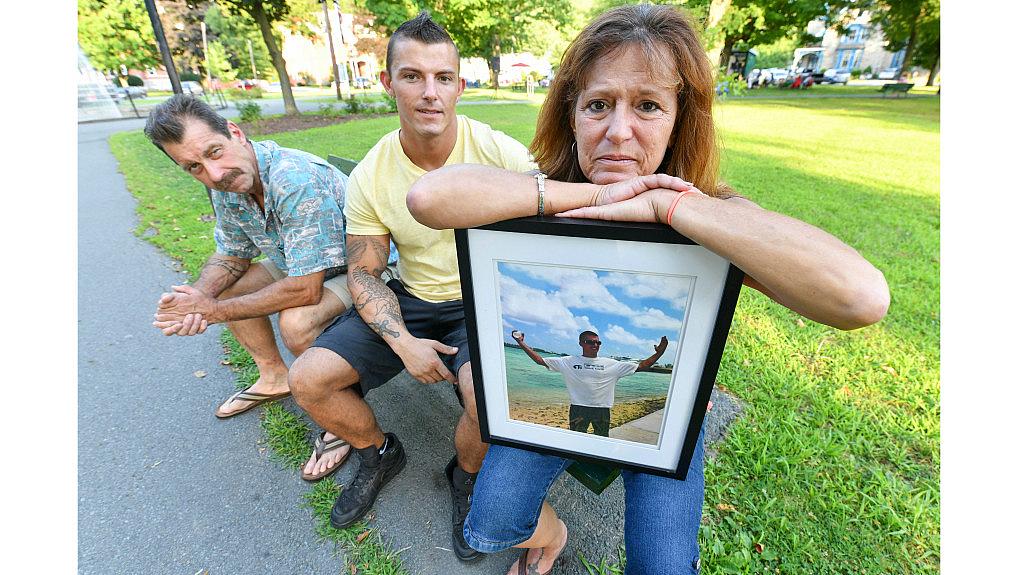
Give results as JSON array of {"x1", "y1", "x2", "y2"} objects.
[
  {"x1": 602, "y1": 271, "x2": 691, "y2": 312},
  {"x1": 504, "y1": 263, "x2": 635, "y2": 317},
  {"x1": 604, "y1": 324, "x2": 658, "y2": 351},
  {"x1": 632, "y1": 307, "x2": 684, "y2": 331}
]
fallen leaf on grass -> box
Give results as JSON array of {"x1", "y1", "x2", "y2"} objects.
[
  {"x1": 717, "y1": 503, "x2": 736, "y2": 512},
  {"x1": 838, "y1": 385, "x2": 852, "y2": 396},
  {"x1": 199, "y1": 214, "x2": 216, "y2": 222},
  {"x1": 881, "y1": 365, "x2": 898, "y2": 377},
  {"x1": 194, "y1": 370, "x2": 207, "y2": 378},
  {"x1": 220, "y1": 360, "x2": 232, "y2": 365},
  {"x1": 356, "y1": 530, "x2": 371, "y2": 543},
  {"x1": 349, "y1": 564, "x2": 357, "y2": 575},
  {"x1": 796, "y1": 319, "x2": 805, "y2": 328},
  {"x1": 754, "y1": 542, "x2": 764, "y2": 553}
]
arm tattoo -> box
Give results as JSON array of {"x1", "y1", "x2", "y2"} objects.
[
  {"x1": 351, "y1": 266, "x2": 406, "y2": 339},
  {"x1": 348, "y1": 235, "x2": 401, "y2": 338},
  {"x1": 347, "y1": 236, "x2": 367, "y2": 266},
  {"x1": 203, "y1": 256, "x2": 248, "y2": 280}
]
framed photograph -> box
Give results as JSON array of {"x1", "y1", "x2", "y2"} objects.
[{"x1": 456, "y1": 217, "x2": 744, "y2": 480}]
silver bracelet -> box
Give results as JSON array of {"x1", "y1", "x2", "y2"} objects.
[{"x1": 535, "y1": 171, "x2": 547, "y2": 216}]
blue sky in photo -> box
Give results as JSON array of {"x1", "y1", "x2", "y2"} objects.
[{"x1": 495, "y1": 261, "x2": 692, "y2": 362}]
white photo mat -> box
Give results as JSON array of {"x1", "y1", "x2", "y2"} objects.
[{"x1": 467, "y1": 229, "x2": 731, "y2": 471}]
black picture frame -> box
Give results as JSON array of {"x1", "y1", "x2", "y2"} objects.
[{"x1": 456, "y1": 216, "x2": 743, "y2": 481}]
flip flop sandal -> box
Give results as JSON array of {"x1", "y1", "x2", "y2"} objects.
[
  {"x1": 214, "y1": 387, "x2": 291, "y2": 419},
  {"x1": 301, "y1": 431, "x2": 351, "y2": 482},
  {"x1": 515, "y1": 548, "x2": 554, "y2": 575}
]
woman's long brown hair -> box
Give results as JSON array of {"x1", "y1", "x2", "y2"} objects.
[{"x1": 531, "y1": 3, "x2": 732, "y2": 196}]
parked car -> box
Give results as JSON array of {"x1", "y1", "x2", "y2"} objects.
[
  {"x1": 353, "y1": 76, "x2": 376, "y2": 89},
  {"x1": 181, "y1": 81, "x2": 205, "y2": 96},
  {"x1": 764, "y1": 67, "x2": 791, "y2": 86},
  {"x1": 878, "y1": 67, "x2": 901, "y2": 80},
  {"x1": 821, "y1": 68, "x2": 851, "y2": 85},
  {"x1": 538, "y1": 78, "x2": 551, "y2": 88}
]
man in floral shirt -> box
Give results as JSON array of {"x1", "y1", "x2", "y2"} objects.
[{"x1": 145, "y1": 95, "x2": 378, "y2": 480}]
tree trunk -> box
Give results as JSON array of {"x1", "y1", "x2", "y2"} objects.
[
  {"x1": 926, "y1": 48, "x2": 939, "y2": 86},
  {"x1": 250, "y1": 1, "x2": 298, "y2": 115},
  {"x1": 900, "y1": 16, "x2": 918, "y2": 81},
  {"x1": 718, "y1": 35, "x2": 736, "y2": 74}
]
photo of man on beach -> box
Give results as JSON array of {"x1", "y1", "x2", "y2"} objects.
[
  {"x1": 511, "y1": 330, "x2": 669, "y2": 437},
  {"x1": 495, "y1": 261, "x2": 691, "y2": 446}
]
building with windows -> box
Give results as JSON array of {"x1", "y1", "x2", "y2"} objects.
[{"x1": 792, "y1": 12, "x2": 909, "y2": 77}]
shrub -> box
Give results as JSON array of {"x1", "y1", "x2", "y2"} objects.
[
  {"x1": 851, "y1": 69, "x2": 862, "y2": 79},
  {"x1": 863, "y1": 65, "x2": 873, "y2": 75},
  {"x1": 126, "y1": 74, "x2": 144, "y2": 87},
  {"x1": 226, "y1": 86, "x2": 264, "y2": 100},
  {"x1": 236, "y1": 100, "x2": 262, "y2": 123},
  {"x1": 715, "y1": 72, "x2": 748, "y2": 98},
  {"x1": 317, "y1": 102, "x2": 340, "y2": 117},
  {"x1": 180, "y1": 72, "x2": 201, "y2": 83},
  {"x1": 383, "y1": 94, "x2": 398, "y2": 113},
  {"x1": 345, "y1": 96, "x2": 364, "y2": 115}
]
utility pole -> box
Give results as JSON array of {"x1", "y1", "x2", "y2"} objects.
[
  {"x1": 201, "y1": 21, "x2": 213, "y2": 94},
  {"x1": 143, "y1": 0, "x2": 181, "y2": 94},
  {"x1": 247, "y1": 39, "x2": 258, "y2": 79},
  {"x1": 320, "y1": 0, "x2": 343, "y2": 100}
]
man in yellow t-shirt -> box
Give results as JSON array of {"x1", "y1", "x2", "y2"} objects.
[{"x1": 288, "y1": 12, "x2": 532, "y2": 562}]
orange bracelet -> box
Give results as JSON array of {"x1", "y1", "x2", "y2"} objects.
[{"x1": 665, "y1": 190, "x2": 699, "y2": 226}]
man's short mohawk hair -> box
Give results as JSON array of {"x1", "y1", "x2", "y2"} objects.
[{"x1": 385, "y1": 11, "x2": 458, "y2": 72}]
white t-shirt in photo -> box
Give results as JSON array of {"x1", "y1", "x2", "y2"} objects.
[{"x1": 544, "y1": 355, "x2": 639, "y2": 408}]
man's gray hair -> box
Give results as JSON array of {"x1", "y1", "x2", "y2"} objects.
[{"x1": 144, "y1": 94, "x2": 231, "y2": 152}]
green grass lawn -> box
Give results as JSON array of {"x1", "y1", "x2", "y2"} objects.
[{"x1": 109, "y1": 95, "x2": 939, "y2": 574}]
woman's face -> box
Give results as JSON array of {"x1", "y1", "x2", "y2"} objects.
[{"x1": 572, "y1": 44, "x2": 679, "y2": 185}]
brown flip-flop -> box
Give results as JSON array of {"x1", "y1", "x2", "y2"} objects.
[
  {"x1": 214, "y1": 387, "x2": 291, "y2": 419},
  {"x1": 301, "y1": 431, "x2": 352, "y2": 481},
  {"x1": 515, "y1": 548, "x2": 554, "y2": 575}
]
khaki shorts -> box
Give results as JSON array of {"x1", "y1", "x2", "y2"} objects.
[{"x1": 258, "y1": 259, "x2": 398, "y2": 311}]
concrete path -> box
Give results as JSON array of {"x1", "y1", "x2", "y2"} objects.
[
  {"x1": 77, "y1": 116, "x2": 744, "y2": 574},
  {"x1": 609, "y1": 409, "x2": 665, "y2": 444}
]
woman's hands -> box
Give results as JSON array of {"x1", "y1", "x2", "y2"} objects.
[
  {"x1": 562, "y1": 188, "x2": 690, "y2": 223},
  {"x1": 588, "y1": 174, "x2": 695, "y2": 210}
]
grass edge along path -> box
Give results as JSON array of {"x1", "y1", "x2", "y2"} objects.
[{"x1": 109, "y1": 97, "x2": 939, "y2": 575}]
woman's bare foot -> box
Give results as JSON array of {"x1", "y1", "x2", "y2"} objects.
[
  {"x1": 302, "y1": 432, "x2": 352, "y2": 480},
  {"x1": 508, "y1": 519, "x2": 568, "y2": 575}
]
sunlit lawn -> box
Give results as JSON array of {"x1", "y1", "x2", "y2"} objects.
[{"x1": 109, "y1": 94, "x2": 939, "y2": 574}]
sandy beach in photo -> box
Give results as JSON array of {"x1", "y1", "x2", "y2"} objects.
[{"x1": 509, "y1": 396, "x2": 667, "y2": 431}]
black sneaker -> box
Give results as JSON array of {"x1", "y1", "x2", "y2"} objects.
[
  {"x1": 445, "y1": 455, "x2": 482, "y2": 562},
  {"x1": 330, "y1": 433, "x2": 406, "y2": 529}
]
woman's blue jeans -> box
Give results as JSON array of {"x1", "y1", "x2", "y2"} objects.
[{"x1": 464, "y1": 423, "x2": 706, "y2": 574}]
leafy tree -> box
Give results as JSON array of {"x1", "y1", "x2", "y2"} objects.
[
  {"x1": 204, "y1": 3, "x2": 274, "y2": 80},
  {"x1": 710, "y1": 0, "x2": 828, "y2": 71},
  {"x1": 217, "y1": 0, "x2": 303, "y2": 114},
  {"x1": 207, "y1": 40, "x2": 239, "y2": 82},
  {"x1": 158, "y1": 0, "x2": 212, "y2": 78},
  {"x1": 78, "y1": 0, "x2": 161, "y2": 79},
  {"x1": 828, "y1": 0, "x2": 939, "y2": 84},
  {"x1": 753, "y1": 36, "x2": 797, "y2": 69},
  {"x1": 441, "y1": 0, "x2": 574, "y2": 85},
  {"x1": 359, "y1": 0, "x2": 573, "y2": 85}
]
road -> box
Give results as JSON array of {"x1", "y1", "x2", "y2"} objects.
[{"x1": 77, "y1": 114, "x2": 742, "y2": 574}]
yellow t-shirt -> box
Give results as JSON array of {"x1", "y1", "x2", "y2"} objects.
[{"x1": 344, "y1": 115, "x2": 534, "y2": 302}]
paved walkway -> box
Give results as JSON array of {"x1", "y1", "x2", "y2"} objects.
[
  {"x1": 609, "y1": 409, "x2": 665, "y2": 444},
  {"x1": 77, "y1": 116, "x2": 743, "y2": 574}
]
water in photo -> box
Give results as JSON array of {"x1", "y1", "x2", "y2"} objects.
[{"x1": 496, "y1": 261, "x2": 692, "y2": 446}]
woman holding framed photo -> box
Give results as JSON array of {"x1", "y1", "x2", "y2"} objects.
[{"x1": 407, "y1": 4, "x2": 889, "y2": 574}]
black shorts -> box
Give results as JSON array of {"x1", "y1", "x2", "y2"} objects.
[
  {"x1": 311, "y1": 279, "x2": 471, "y2": 396},
  {"x1": 569, "y1": 404, "x2": 611, "y2": 437}
]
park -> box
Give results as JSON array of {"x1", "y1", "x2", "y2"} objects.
[
  {"x1": 75, "y1": 1, "x2": 942, "y2": 574},
  {"x1": 81, "y1": 90, "x2": 938, "y2": 574}
]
